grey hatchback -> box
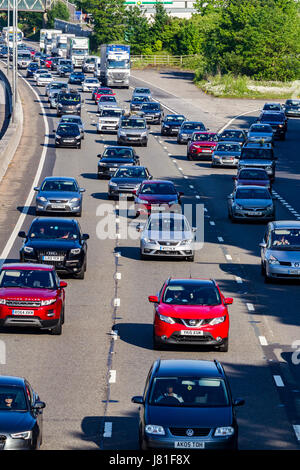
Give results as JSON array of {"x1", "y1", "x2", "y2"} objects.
[
  {"x1": 0, "y1": 376, "x2": 45, "y2": 450},
  {"x1": 34, "y1": 176, "x2": 85, "y2": 216},
  {"x1": 228, "y1": 186, "x2": 275, "y2": 222}
]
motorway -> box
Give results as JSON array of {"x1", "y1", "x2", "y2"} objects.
[{"x1": 0, "y1": 65, "x2": 300, "y2": 450}]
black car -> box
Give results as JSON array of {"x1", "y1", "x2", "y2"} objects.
[
  {"x1": 161, "y1": 114, "x2": 186, "y2": 136},
  {"x1": 54, "y1": 123, "x2": 82, "y2": 149},
  {"x1": 284, "y1": 99, "x2": 300, "y2": 117},
  {"x1": 59, "y1": 64, "x2": 74, "y2": 77},
  {"x1": 69, "y1": 72, "x2": 85, "y2": 85},
  {"x1": 108, "y1": 165, "x2": 152, "y2": 199},
  {"x1": 50, "y1": 57, "x2": 60, "y2": 71},
  {"x1": 97, "y1": 146, "x2": 140, "y2": 179},
  {"x1": 256, "y1": 111, "x2": 287, "y2": 140},
  {"x1": 26, "y1": 62, "x2": 39, "y2": 78},
  {"x1": 218, "y1": 129, "x2": 247, "y2": 145},
  {"x1": 130, "y1": 96, "x2": 151, "y2": 112},
  {"x1": 238, "y1": 142, "x2": 277, "y2": 181},
  {"x1": 0, "y1": 376, "x2": 46, "y2": 450},
  {"x1": 132, "y1": 359, "x2": 244, "y2": 450},
  {"x1": 19, "y1": 218, "x2": 89, "y2": 279},
  {"x1": 57, "y1": 91, "x2": 82, "y2": 117},
  {"x1": 138, "y1": 102, "x2": 164, "y2": 124}
]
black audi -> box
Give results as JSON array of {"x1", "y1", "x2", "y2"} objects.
[
  {"x1": 161, "y1": 114, "x2": 186, "y2": 136},
  {"x1": 132, "y1": 359, "x2": 244, "y2": 450},
  {"x1": 0, "y1": 376, "x2": 45, "y2": 450},
  {"x1": 97, "y1": 146, "x2": 140, "y2": 179},
  {"x1": 19, "y1": 218, "x2": 89, "y2": 279}
]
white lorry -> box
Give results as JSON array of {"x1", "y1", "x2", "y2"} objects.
[
  {"x1": 52, "y1": 34, "x2": 75, "y2": 58},
  {"x1": 44, "y1": 30, "x2": 62, "y2": 55},
  {"x1": 67, "y1": 37, "x2": 89, "y2": 68},
  {"x1": 100, "y1": 44, "x2": 130, "y2": 88}
]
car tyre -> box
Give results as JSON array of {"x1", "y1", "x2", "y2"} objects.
[
  {"x1": 186, "y1": 255, "x2": 194, "y2": 262},
  {"x1": 261, "y1": 261, "x2": 266, "y2": 276},
  {"x1": 50, "y1": 317, "x2": 62, "y2": 335},
  {"x1": 153, "y1": 332, "x2": 165, "y2": 350},
  {"x1": 140, "y1": 252, "x2": 147, "y2": 260},
  {"x1": 218, "y1": 337, "x2": 229, "y2": 352}
]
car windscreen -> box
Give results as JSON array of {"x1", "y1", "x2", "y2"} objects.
[
  {"x1": 220, "y1": 130, "x2": 244, "y2": 139},
  {"x1": 51, "y1": 83, "x2": 67, "y2": 89},
  {"x1": 61, "y1": 117, "x2": 81, "y2": 125},
  {"x1": 286, "y1": 100, "x2": 300, "y2": 107},
  {"x1": 107, "y1": 59, "x2": 129, "y2": 68},
  {"x1": 85, "y1": 78, "x2": 98, "y2": 83},
  {"x1": 271, "y1": 229, "x2": 300, "y2": 249},
  {"x1": 41, "y1": 180, "x2": 78, "y2": 192},
  {"x1": 114, "y1": 167, "x2": 147, "y2": 178},
  {"x1": 260, "y1": 113, "x2": 284, "y2": 122},
  {"x1": 263, "y1": 104, "x2": 281, "y2": 111},
  {"x1": 0, "y1": 386, "x2": 28, "y2": 411},
  {"x1": 28, "y1": 222, "x2": 78, "y2": 240},
  {"x1": 103, "y1": 148, "x2": 133, "y2": 158},
  {"x1": 134, "y1": 88, "x2": 150, "y2": 94},
  {"x1": 216, "y1": 143, "x2": 241, "y2": 152},
  {"x1": 0, "y1": 269, "x2": 55, "y2": 289},
  {"x1": 132, "y1": 96, "x2": 149, "y2": 103},
  {"x1": 236, "y1": 188, "x2": 271, "y2": 199},
  {"x1": 162, "y1": 283, "x2": 221, "y2": 306},
  {"x1": 100, "y1": 96, "x2": 116, "y2": 102},
  {"x1": 97, "y1": 89, "x2": 113, "y2": 95},
  {"x1": 239, "y1": 170, "x2": 268, "y2": 180},
  {"x1": 182, "y1": 122, "x2": 205, "y2": 131},
  {"x1": 59, "y1": 95, "x2": 80, "y2": 105},
  {"x1": 241, "y1": 148, "x2": 273, "y2": 159},
  {"x1": 121, "y1": 119, "x2": 146, "y2": 129},
  {"x1": 192, "y1": 133, "x2": 217, "y2": 142},
  {"x1": 250, "y1": 125, "x2": 273, "y2": 133},
  {"x1": 57, "y1": 124, "x2": 79, "y2": 136},
  {"x1": 101, "y1": 109, "x2": 121, "y2": 117},
  {"x1": 165, "y1": 115, "x2": 185, "y2": 123},
  {"x1": 141, "y1": 103, "x2": 160, "y2": 111},
  {"x1": 140, "y1": 183, "x2": 176, "y2": 195},
  {"x1": 147, "y1": 216, "x2": 189, "y2": 233},
  {"x1": 149, "y1": 377, "x2": 229, "y2": 407}
]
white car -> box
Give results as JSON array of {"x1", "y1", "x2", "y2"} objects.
[
  {"x1": 36, "y1": 73, "x2": 53, "y2": 87},
  {"x1": 82, "y1": 77, "x2": 100, "y2": 92},
  {"x1": 33, "y1": 68, "x2": 48, "y2": 81},
  {"x1": 97, "y1": 95, "x2": 118, "y2": 112},
  {"x1": 97, "y1": 107, "x2": 124, "y2": 134}
]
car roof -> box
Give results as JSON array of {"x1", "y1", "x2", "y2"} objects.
[
  {"x1": 238, "y1": 167, "x2": 268, "y2": 173},
  {"x1": 168, "y1": 278, "x2": 215, "y2": 286},
  {"x1": 236, "y1": 185, "x2": 270, "y2": 190},
  {"x1": 61, "y1": 115, "x2": 81, "y2": 120},
  {"x1": 104, "y1": 146, "x2": 133, "y2": 150},
  {"x1": 0, "y1": 376, "x2": 26, "y2": 387},
  {"x1": 2, "y1": 263, "x2": 54, "y2": 271},
  {"x1": 42, "y1": 176, "x2": 77, "y2": 182},
  {"x1": 243, "y1": 142, "x2": 272, "y2": 148},
  {"x1": 149, "y1": 212, "x2": 185, "y2": 220},
  {"x1": 32, "y1": 217, "x2": 78, "y2": 225},
  {"x1": 142, "y1": 179, "x2": 174, "y2": 185},
  {"x1": 271, "y1": 220, "x2": 300, "y2": 229},
  {"x1": 154, "y1": 359, "x2": 224, "y2": 379}
]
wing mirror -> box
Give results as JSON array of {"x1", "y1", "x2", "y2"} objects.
[
  {"x1": 82, "y1": 234, "x2": 89, "y2": 240},
  {"x1": 224, "y1": 297, "x2": 233, "y2": 305},
  {"x1": 34, "y1": 187, "x2": 40, "y2": 191},
  {"x1": 148, "y1": 295, "x2": 159, "y2": 303},
  {"x1": 259, "y1": 242, "x2": 267, "y2": 248},
  {"x1": 233, "y1": 398, "x2": 245, "y2": 407},
  {"x1": 80, "y1": 188, "x2": 86, "y2": 192},
  {"x1": 97, "y1": 154, "x2": 101, "y2": 158},
  {"x1": 131, "y1": 396, "x2": 144, "y2": 405},
  {"x1": 60, "y1": 281, "x2": 68, "y2": 288},
  {"x1": 32, "y1": 401, "x2": 46, "y2": 410},
  {"x1": 18, "y1": 231, "x2": 26, "y2": 238}
]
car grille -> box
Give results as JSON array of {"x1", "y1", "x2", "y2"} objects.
[
  {"x1": 172, "y1": 318, "x2": 210, "y2": 327},
  {"x1": 171, "y1": 332, "x2": 213, "y2": 342},
  {"x1": 49, "y1": 199, "x2": 69, "y2": 203},
  {"x1": 37, "y1": 250, "x2": 67, "y2": 265},
  {"x1": 158, "y1": 241, "x2": 179, "y2": 246},
  {"x1": 118, "y1": 184, "x2": 137, "y2": 190},
  {"x1": 6, "y1": 300, "x2": 41, "y2": 307},
  {"x1": 127, "y1": 134, "x2": 142, "y2": 138},
  {"x1": 279, "y1": 261, "x2": 291, "y2": 266},
  {"x1": 169, "y1": 428, "x2": 211, "y2": 437}
]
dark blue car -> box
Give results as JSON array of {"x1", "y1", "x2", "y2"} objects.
[
  {"x1": 69, "y1": 72, "x2": 85, "y2": 85},
  {"x1": 132, "y1": 359, "x2": 245, "y2": 450}
]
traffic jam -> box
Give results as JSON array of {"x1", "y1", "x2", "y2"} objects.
[{"x1": 0, "y1": 34, "x2": 300, "y2": 451}]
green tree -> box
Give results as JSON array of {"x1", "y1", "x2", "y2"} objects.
[
  {"x1": 124, "y1": 6, "x2": 151, "y2": 54},
  {"x1": 204, "y1": 0, "x2": 300, "y2": 80},
  {"x1": 150, "y1": 1, "x2": 170, "y2": 44},
  {"x1": 75, "y1": 0, "x2": 126, "y2": 51},
  {"x1": 47, "y1": 1, "x2": 70, "y2": 28}
]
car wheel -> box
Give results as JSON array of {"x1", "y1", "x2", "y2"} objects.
[
  {"x1": 76, "y1": 209, "x2": 82, "y2": 217},
  {"x1": 186, "y1": 255, "x2": 194, "y2": 262},
  {"x1": 153, "y1": 331, "x2": 164, "y2": 350},
  {"x1": 77, "y1": 143, "x2": 81, "y2": 149},
  {"x1": 140, "y1": 252, "x2": 147, "y2": 260},
  {"x1": 74, "y1": 261, "x2": 86, "y2": 279},
  {"x1": 187, "y1": 154, "x2": 192, "y2": 161},
  {"x1": 264, "y1": 272, "x2": 271, "y2": 283},
  {"x1": 261, "y1": 261, "x2": 266, "y2": 276},
  {"x1": 50, "y1": 317, "x2": 62, "y2": 335},
  {"x1": 218, "y1": 337, "x2": 229, "y2": 352}
]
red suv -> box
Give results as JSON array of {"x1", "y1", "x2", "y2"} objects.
[
  {"x1": 149, "y1": 278, "x2": 232, "y2": 351},
  {"x1": 94, "y1": 87, "x2": 115, "y2": 103},
  {"x1": 187, "y1": 131, "x2": 218, "y2": 160},
  {"x1": 0, "y1": 263, "x2": 67, "y2": 335}
]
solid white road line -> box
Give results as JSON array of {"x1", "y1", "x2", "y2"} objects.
[
  {"x1": 109, "y1": 370, "x2": 116, "y2": 383},
  {"x1": 0, "y1": 76, "x2": 49, "y2": 268},
  {"x1": 225, "y1": 254, "x2": 232, "y2": 261},
  {"x1": 246, "y1": 303, "x2": 255, "y2": 312},
  {"x1": 293, "y1": 425, "x2": 300, "y2": 441},
  {"x1": 259, "y1": 336, "x2": 268, "y2": 346},
  {"x1": 113, "y1": 298, "x2": 120, "y2": 307},
  {"x1": 103, "y1": 422, "x2": 113, "y2": 438}
]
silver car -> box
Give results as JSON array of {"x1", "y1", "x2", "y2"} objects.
[
  {"x1": 227, "y1": 185, "x2": 275, "y2": 222},
  {"x1": 46, "y1": 81, "x2": 69, "y2": 99},
  {"x1": 211, "y1": 142, "x2": 242, "y2": 168},
  {"x1": 36, "y1": 72, "x2": 53, "y2": 87},
  {"x1": 97, "y1": 95, "x2": 118, "y2": 112},
  {"x1": 247, "y1": 123, "x2": 274, "y2": 144},
  {"x1": 49, "y1": 92, "x2": 59, "y2": 109},
  {"x1": 117, "y1": 116, "x2": 149, "y2": 146},
  {"x1": 59, "y1": 115, "x2": 85, "y2": 139},
  {"x1": 34, "y1": 176, "x2": 85, "y2": 217},
  {"x1": 138, "y1": 212, "x2": 195, "y2": 261},
  {"x1": 132, "y1": 87, "x2": 152, "y2": 100},
  {"x1": 260, "y1": 221, "x2": 300, "y2": 282},
  {"x1": 82, "y1": 77, "x2": 100, "y2": 92}
]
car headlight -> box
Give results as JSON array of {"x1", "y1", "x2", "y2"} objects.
[
  {"x1": 268, "y1": 255, "x2": 280, "y2": 265},
  {"x1": 70, "y1": 198, "x2": 80, "y2": 202},
  {"x1": 145, "y1": 425, "x2": 165, "y2": 435},
  {"x1": 214, "y1": 427, "x2": 234, "y2": 437},
  {"x1": 38, "y1": 196, "x2": 47, "y2": 202},
  {"x1": 75, "y1": 135, "x2": 81, "y2": 139},
  {"x1": 58, "y1": 104, "x2": 63, "y2": 108},
  {"x1": 70, "y1": 248, "x2": 81, "y2": 255},
  {"x1": 180, "y1": 239, "x2": 193, "y2": 245},
  {"x1": 76, "y1": 104, "x2": 81, "y2": 108},
  {"x1": 209, "y1": 316, "x2": 226, "y2": 325},
  {"x1": 109, "y1": 182, "x2": 118, "y2": 187},
  {"x1": 0, "y1": 299, "x2": 6, "y2": 305},
  {"x1": 163, "y1": 124, "x2": 170, "y2": 128},
  {"x1": 24, "y1": 246, "x2": 34, "y2": 253},
  {"x1": 213, "y1": 155, "x2": 221, "y2": 160},
  {"x1": 141, "y1": 132, "x2": 147, "y2": 137},
  {"x1": 119, "y1": 131, "x2": 127, "y2": 136},
  {"x1": 11, "y1": 431, "x2": 32, "y2": 440},
  {"x1": 234, "y1": 203, "x2": 243, "y2": 210},
  {"x1": 41, "y1": 298, "x2": 57, "y2": 306},
  {"x1": 143, "y1": 238, "x2": 156, "y2": 244},
  {"x1": 158, "y1": 314, "x2": 175, "y2": 324}
]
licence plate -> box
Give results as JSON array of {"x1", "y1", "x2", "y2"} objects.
[
  {"x1": 42, "y1": 256, "x2": 64, "y2": 261},
  {"x1": 51, "y1": 204, "x2": 65, "y2": 209},
  {"x1": 289, "y1": 270, "x2": 300, "y2": 275},
  {"x1": 246, "y1": 211, "x2": 262, "y2": 216},
  {"x1": 160, "y1": 246, "x2": 177, "y2": 251},
  {"x1": 12, "y1": 310, "x2": 34, "y2": 316},
  {"x1": 201, "y1": 149, "x2": 212, "y2": 153},
  {"x1": 63, "y1": 139, "x2": 74, "y2": 143},
  {"x1": 180, "y1": 330, "x2": 204, "y2": 336},
  {"x1": 109, "y1": 168, "x2": 117, "y2": 172},
  {"x1": 152, "y1": 206, "x2": 166, "y2": 211},
  {"x1": 175, "y1": 441, "x2": 205, "y2": 449},
  {"x1": 128, "y1": 137, "x2": 139, "y2": 140}
]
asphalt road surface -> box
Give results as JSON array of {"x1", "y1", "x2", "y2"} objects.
[{"x1": 0, "y1": 66, "x2": 299, "y2": 450}]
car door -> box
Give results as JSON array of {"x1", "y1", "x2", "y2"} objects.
[{"x1": 25, "y1": 380, "x2": 42, "y2": 447}]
